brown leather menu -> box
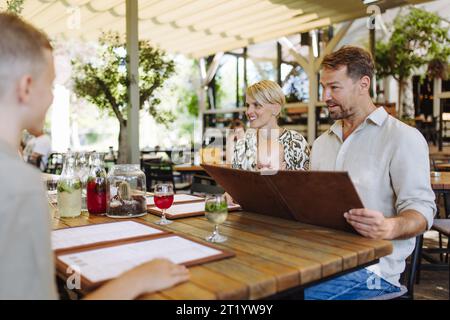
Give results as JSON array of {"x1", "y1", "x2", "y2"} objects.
[
  {"x1": 147, "y1": 201, "x2": 241, "y2": 219},
  {"x1": 53, "y1": 220, "x2": 235, "y2": 292},
  {"x1": 146, "y1": 194, "x2": 205, "y2": 208},
  {"x1": 201, "y1": 164, "x2": 364, "y2": 233}
]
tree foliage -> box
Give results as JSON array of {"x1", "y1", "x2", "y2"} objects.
[
  {"x1": 71, "y1": 32, "x2": 176, "y2": 162},
  {"x1": 2, "y1": 0, "x2": 25, "y2": 14},
  {"x1": 72, "y1": 32, "x2": 176, "y2": 128},
  {"x1": 375, "y1": 7, "x2": 450, "y2": 117},
  {"x1": 376, "y1": 7, "x2": 449, "y2": 81}
]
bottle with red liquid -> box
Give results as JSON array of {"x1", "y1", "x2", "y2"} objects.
[{"x1": 86, "y1": 153, "x2": 107, "y2": 215}]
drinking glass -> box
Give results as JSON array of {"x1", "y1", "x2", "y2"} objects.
[
  {"x1": 154, "y1": 183, "x2": 174, "y2": 225},
  {"x1": 204, "y1": 194, "x2": 228, "y2": 243}
]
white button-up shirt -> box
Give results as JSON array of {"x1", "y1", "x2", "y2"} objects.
[{"x1": 311, "y1": 107, "x2": 435, "y2": 287}]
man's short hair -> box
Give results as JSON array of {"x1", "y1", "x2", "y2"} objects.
[
  {"x1": 321, "y1": 45, "x2": 374, "y2": 81},
  {"x1": 0, "y1": 13, "x2": 52, "y2": 99}
]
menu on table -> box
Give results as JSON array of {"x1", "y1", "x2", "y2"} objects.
[
  {"x1": 53, "y1": 221, "x2": 234, "y2": 291},
  {"x1": 147, "y1": 201, "x2": 241, "y2": 219}
]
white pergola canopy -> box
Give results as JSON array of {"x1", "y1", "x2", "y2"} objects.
[
  {"x1": 2, "y1": 0, "x2": 437, "y2": 161},
  {"x1": 6, "y1": 0, "x2": 431, "y2": 58}
]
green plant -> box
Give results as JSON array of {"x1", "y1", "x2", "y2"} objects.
[
  {"x1": 375, "y1": 7, "x2": 450, "y2": 118},
  {"x1": 2, "y1": 0, "x2": 25, "y2": 14},
  {"x1": 72, "y1": 32, "x2": 176, "y2": 163}
]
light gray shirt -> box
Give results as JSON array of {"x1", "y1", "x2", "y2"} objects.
[
  {"x1": 0, "y1": 140, "x2": 57, "y2": 299},
  {"x1": 311, "y1": 107, "x2": 435, "y2": 287}
]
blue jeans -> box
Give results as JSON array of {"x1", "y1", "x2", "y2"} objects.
[{"x1": 304, "y1": 269, "x2": 401, "y2": 300}]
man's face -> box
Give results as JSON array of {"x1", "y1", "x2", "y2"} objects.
[
  {"x1": 320, "y1": 66, "x2": 359, "y2": 120},
  {"x1": 25, "y1": 49, "x2": 55, "y2": 136}
]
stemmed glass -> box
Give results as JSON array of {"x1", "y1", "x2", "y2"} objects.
[
  {"x1": 204, "y1": 194, "x2": 228, "y2": 243},
  {"x1": 154, "y1": 183, "x2": 174, "y2": 225}
]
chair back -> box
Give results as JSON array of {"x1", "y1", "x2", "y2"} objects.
[
  {"x1": 142, "y1": 160, "x2": 175, "y2": 191},
  {"x1": 398, "y1": 234, "x2": 424, "y2": 300}
]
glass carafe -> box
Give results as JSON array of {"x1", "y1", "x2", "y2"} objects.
[
  {"x1": 86, "y1": 153, "x2": 107, "y2": 215},
  {"x1": 57, "y1": 152, "x2": 82, "y2": 218},
  {"x1": 106, "y1": 164, "x2": 147, "y2": 218}
]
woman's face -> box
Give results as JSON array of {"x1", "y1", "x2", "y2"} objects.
[{"x1": 245, "y1": 96, "x2": 278, "y2": 129}]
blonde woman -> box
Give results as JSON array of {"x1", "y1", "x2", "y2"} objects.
[{"x1": 232, "y1": 80, "x2": 310, "y2": 171}]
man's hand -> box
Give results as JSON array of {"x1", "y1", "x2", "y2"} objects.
[{"x1": 344, "y1": 209, "x2": 395, "y2": 240}]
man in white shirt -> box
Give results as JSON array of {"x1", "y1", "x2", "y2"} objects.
[
  {"x1": 23, "y1": 130, "x2": 52, "y2": 171},
  {"x1": 0, "y1": 12, "x2": 188, "y2": 299},
  {"x1": 306, "y1": 46, "x2": 435, "y2": 300}
]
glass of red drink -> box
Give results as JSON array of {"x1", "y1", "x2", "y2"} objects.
[{"x1": 154, "y1": 183, "x2": 174, "y2": 225}]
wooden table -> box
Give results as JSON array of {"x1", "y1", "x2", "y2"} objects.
[
  {"x1": 430, "y1": 153, "x2": 450, "y2": 162},
  {"x1": 173, "y1": 164, "x2": 206, "y2": 173},
  {"x1": 431, "y1": 172, "x2": 450, "y2": 191},
  {"x1": 434, "y1": 163, "x2": 450, "y2": 172},
  {"x1": 52, "y1": 211, "x2": 392, "y2": 300}
]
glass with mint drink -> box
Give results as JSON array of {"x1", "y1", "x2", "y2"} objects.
[
  {"x1": 205, "y1": 194, "x2": 228, "y2": 243},
  {"x1": 57, "y1": 153, "x2": 82, "y2": 218}
]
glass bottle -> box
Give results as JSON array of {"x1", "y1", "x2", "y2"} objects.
[
  {"x1": 86, "y1": 153, "x2": 107, "y2": 215},
  {"x1": 76, "y1": 152, "x2": 90, "y2": 212},
  {"x1": 106, "y1": 164, "x2": 147, "y2": 218},
  {"x1": 57, "y1": 152, "x2": 82, "y2": 218}
]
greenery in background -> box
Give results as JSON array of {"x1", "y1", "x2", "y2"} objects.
[
  {"x1": 177, "y1": 60, "x2": 200, "y2": 118},
  {"x1": 2, "y1": 0, "x2": 25, "y2": 14},
  {"x1": 213, "y1": 73, "x2": 228, "y2": 108},
  {"x1": 71, "y1": 32, "x2": 176, "y2": 163},
  {"x1": 375, "y1": 7, "x2": 450, "y2": 119}
]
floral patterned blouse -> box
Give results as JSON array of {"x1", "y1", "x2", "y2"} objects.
[{"x1": 232, "y1": 129, "x2": 310, "y2": 171}]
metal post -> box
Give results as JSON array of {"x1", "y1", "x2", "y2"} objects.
[
  {"x1": 439, "y1": 99, "x2": 443, "y2": 151},
  {"x1": 369, "y1": 27, "x2": 376, "y2": 99},
  {"x1": 277, "y1": 42, "x2": 282, "y2": 86},
  {"x1": 236, "y1": 55, "x2": 240, "y2": 107},
  {"x1": 126, "y1": 0, "x2": 140, "y2": 164},
  {"x1": 307, "y1": 43, "x2": 317, "y2": 144},
  {"x1": 243, "y1": 47, "x2": 248, "y2": 90},
  {"x1": 434, "y1": 78, "x2": 442, "y2": 151}
]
